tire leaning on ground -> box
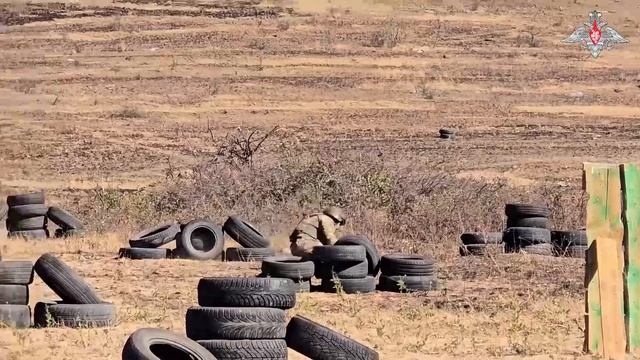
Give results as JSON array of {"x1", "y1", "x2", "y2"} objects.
[
  {"x1": 0, "y1": 305, "x2": 31, "y2": 328},
  {"x1": 197, "y1": 277, "x2": 296, "y2": 309},
  {"x1": 260, "y1": 256, "x2": 315, "y2": 280},
  {"x1": 223, "y1": 216, "x2": 270, "y2": 248},
  {"x1": 47, "y1": 206, "x2": 84, "y2": 230},
  {"x1": 129, "y1": 222, "x2": 180, "y2": 248},
  {"x1": 33, "y1": 301, "x2": 116, "y2": 328},
  {"x1": 197, "y1": 339, "x2": 288, "y2": 360},
  {"x1": 177, "y1": 220, "x2": 225, "y2": 260},
  {"x1": 285, "y1": 315, "x2": 379, "y2": 360},
  {"x1": 186, "y1": 307, "x2": 287, "y2": 340},
  {"x1": 334, "y1": 235, "x2": 381, "y2": 276},
  {"x1": 122, "y1": 327, "x2": 217, "y2": 360},
  {"x1": 34, "y1": 253, "x2": 103, "y2": 304},
  {"x1": 118, "y1": 248, "x2": 170, "y2": 260}
]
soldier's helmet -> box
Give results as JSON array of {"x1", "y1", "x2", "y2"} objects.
[{"x1": 323, "y1": 206, "x2": 345, "y2": 225}]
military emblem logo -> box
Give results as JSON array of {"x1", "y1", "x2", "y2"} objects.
[{"x1": 563, "y1": 10, "x2": 628, "y2": 58}]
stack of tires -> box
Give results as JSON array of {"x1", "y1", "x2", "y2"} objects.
[
  {"x1": 503, "y1": 203, "x2": 553, "y2": 255},
  {"x1": 260, "y1": 256, "x2": 315, "y2": 293},
  {"x1": 552, "y1": 230, "x2": 587, "y2": 258},
  {"x1": 223, "y1": 216, "x2": 275, "y2": 262},
  {"x1": 186, "y1": 277, "x2": 294, "y2": 359},
  {"x1": 312, "y1": 244, "x2": 376, "y2": 294},
  {"x1": 377, "y1": 254, "x2": 438, "y2": 292},
  {"x1": 6, "y1": 192, "x2": 48, "y2": 239},
  {"x1": 0, "y1": 261, "x2": 34, "y2": 328},
  {"x1": 33, "y1": 253, "x2": 115, "y2": 328},
  {"x1": 459, "y1": 232, "x2": 503, "y2": 256}
]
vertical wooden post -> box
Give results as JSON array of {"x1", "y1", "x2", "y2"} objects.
[
  {"x1": 583, "y1": 163, "x2": 626, "y2": 358},
  {"x1": 621, "y1": 163, "x2": 640, "y2": 353}
]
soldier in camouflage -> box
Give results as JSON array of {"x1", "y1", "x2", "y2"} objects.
[{"x1": 289, "y1": 206, "x2": 346, "y2": 260}]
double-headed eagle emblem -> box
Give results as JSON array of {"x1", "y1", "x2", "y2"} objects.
[{"x1": 563, "y1": 10, "x2": 628, "y2": 58}]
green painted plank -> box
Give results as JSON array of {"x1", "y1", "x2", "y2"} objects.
[{"x1": 622, "y1": 163, "x2": 640, "y2": 353}]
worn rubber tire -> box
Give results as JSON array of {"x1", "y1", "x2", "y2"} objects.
[
  {"x1": 7, "y1": 229, "x2": 48, "y2": 239},
  {"x1": 379, "y1": 254, "x2": 435, "y2": 276},
  {"x1": 294, "y1": 280, "x2": 311, "y2": 293},
  {"x1": 46, "y1": 206, "x2": 84, "y2": 230},
  {"x1": 459, "y1": 244, "x2": 485, "y2": 256},
  {"x1": 178, "y1": 220, "x2": 224, "y2": 260},
  {"x1": 7, "y1": 204, "x2": 48, "y2": 219},
  {"x1": 7, "y1": 192, "x2": 45, "y2": 207},
  {"x1": 564, "y1": 245, "x2": 587, "y2": 259},
  {"x1": 507, "y1": 217, "x2": 550, "y2": 229},
  {"x1": 0, "y1": 305, "x2": 31, "y2": 328},
  {"x1": 226, "y1": 247, "x2": 276, "y2": 262},
  {"x1": 197, "y1": 339, "x2": 288, "y2": 360},
  {"x1": 129, "y1": 222, "x2": 180, "y2": 248},
  {"x1": 0, "y1": 285, "x2": 28, "y2": 305},
  {"x1": 551, "y1": 230, "x2": 587, "y2": 247},
  {"x1": 311, "y1": 245, "x2": 366, "y2": 263},
  {"x1": 334, "y1": 235, "x2": 380, "y2": 276},
  {"x1": 0, "y1": 261, "x2": 34, "y2": 284},
  {"x1": 521, "y1": 243, "x2": 555, "y2": 256},
  {"x1": 223, "y1": 216, "x2": 270, "y2": 248},
  {"x1": 377, "y1": 275, "x2": 438, "y2": 292},
  {"x1": 315, "y1": 260, "x2": 368, "y2": 279},
  {"x1": 186, "y1": 307, "x2": 286, "y2": 340},
  {"x1": 198, "y1": 277, "x2": 296, "y2": 309},
  {"x1": 118, "y1": 248, "x2": 170, "y2": 260},
  {"x1": 505, "y1": 203, "x2": 550, "y2": 218},
  {"x1": 503, "y1": 227, "x2": 551, "y2": 248},
  {"x1": 286, "y1": 315, "x2": 379, "y2": 360},
  {"x1": 34, "y1": 253, "x2": 103, "y2": 304},
  {"x1": 261, "y1": 256, "x2": 314, "y2": 280},
  {"x1": 319, "y1": 276, "x2": 376, "y2": 294},
  {"x1": 123, "y1": 327, "x2": 217, "y2": 360},
  {"x1": 9, "y1": 216, "x2": 47, "y2": 231},
  {"x1": 34, "y1": 301, "x2": 115, "y2": 328}
]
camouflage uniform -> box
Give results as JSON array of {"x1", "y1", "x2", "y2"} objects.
[{"x1": 289, "y1": 207, "x2": 345, "y2": 259}]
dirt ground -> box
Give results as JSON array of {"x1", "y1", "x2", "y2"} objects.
[{"x1": 0, "y1": 0, "x2": 639, "y2": 358}]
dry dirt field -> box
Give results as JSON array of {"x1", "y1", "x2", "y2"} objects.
[{"x1": 0, "y1": 0, "x2": 639, "y2": 358}]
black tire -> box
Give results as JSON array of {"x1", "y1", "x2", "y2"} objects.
[
  {"x1": 7, "y1": 192, "x2": 45, "y2": 207},
  {"x1": 503, "y1": 227, "x2": 551, "y2": 248},
  {"x1": 118, "y1": 248, "x2": 169, "y2": 260},
  {"x1": 507, "y1": 217, "x2": 550, "y2": 229},
  {"x1": 377, "y1": 275, "x2": 438, "y2": 292},
  {"x1": 123, "y1": 327, "x2": 217, "y2": 360},
  {"x1": 319, "y1": 276, "x2": 376, "y2": 294},
  {"x1": 129, "y1": 222, "x2": 180, "y2": 248},
  {"x1": 315, "y1": 260, "x2": 368, "y2": 279},
  {"x1": 197, "y1": 339, "x2": 288, "y2": 360},
  {"x1": 0, "y1": 285, "x2": 28, "y2": 305},
  {"x1": 261, "y1": 256, "x2": 314, "y2": 280},
  {"x1": 505, "y1": 203, "x2": 550, "y2": 218},
  {"x1": 34, "y1": 253, "x2": 103, "y2": 304},
  {"x1": 0, "y1": 305, "x2": 31, "y2": 328},
  {"x1": 178, "y1": 220, "x2": 224, "y2": 260},
  {"x1": 9, "y1": 216, "x2": 47, "y2": 231},
  {"x1": 565, "y1": 245, "x2": 587, "y2": 258},
  {"x1": 459, "y1": 244, "x2": 486, "y2": 256},
  {"x1": 46, "y1": 206, "x2": 84, "y2": 230},
  {"x1": 460, "y1": 232, "x2": 503, "y2": 245},
  {"x1": 311, "y1": 245, "x2": 366, "y2": 263},
  {"x1": 7, "y1": 204, "x2": 48, "y2": 219},
  {"x1": 521, "y1": 243, "x2": 554, "y2": 256},
  {"x1": 223, "y1": 216, "x2": 270, "y2": 248},
  {"x1": 379, "y1": 254, "x2": 435, "y2": 276},
  {"x1": 286, "y1": 315, "x2": 379, "y2": 360},
  {"x1": 186, "y1": 307, "x2": 286, "y2": 340},
  {"x1": 0, "y1": 261, "x2": 34, "y2": 284},
  {"x1": 33, "y1": 301, "x2": 115, "y2": 328},
  {"x1": 294, "y1": 280, "x2": 311, "y2": 293},
  {"x1": 7, "y1": 229, "x2": 48, "y2": 239},
  {"x1": 226, "y1": 247, "x2": 276, "y2": 262},
  {"x1": 551, "y1": 230, "x2": 587, "y2": 247},
  {"x1": 198, "y1": 277, "x2": 296, "y2": 309},
  {"x1": 334, "y1": 235, "x2": 380, "y2": 276}
]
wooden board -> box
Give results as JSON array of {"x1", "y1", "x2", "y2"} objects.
[
  {"x1": 583, "y1": 163, "x2": 626, "y2": 358},
  {"x1": 621, "y1": 163, "x2": 640, "y2": 353}
]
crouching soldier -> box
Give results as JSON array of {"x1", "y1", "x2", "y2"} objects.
[{"x1": 289, "y1": 206, "x2": 346, "y2": 260}]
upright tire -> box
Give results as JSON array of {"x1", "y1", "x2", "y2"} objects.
[{"x1": 177, "y1": 220, "x2": 224, "y2": 260}]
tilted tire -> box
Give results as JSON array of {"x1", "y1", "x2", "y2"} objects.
[
  {"x1": 7, "y1": 229, "x2": 48, "y2": 239},
  {"x1": 507, "y1": 217, "x2": 550, "y2": 229},
  {"x1": 0, "y1": 285, "x2": 28, "y2": 305},
  {"x1": 261, "y1": 256, "x2": 314, "y2": 280},
  {"x1": 198, "y1": 277, "x2": 296, "y2": 309},
  {"x1": 226, "y1": 247, "x2": 275, "y2": 262},
  {"x1": 129, "y1": 222, "x2": 180, "y2": 248},
  {"x1": 7, "y1": 192, "x2": 45, "y2": 207},
  {"x1": 379, "y1": 254, "x2": 435, "y2": 276},
  {"x1": 223, "y1": 216, "x2": 270, "y2": 248},
  {"x1": 177, "y1": 220, "x2": 224, "y2": 260},
  {"x1": 315, "y1": 260, "x2": 368, "y2": 279},
  {"x1": 9, "y1": 216, "x2": 47, "y2": 231},
  {"x1": 285, "y1": 315, "x2": 379, "y2": 360},
  {"x1": 33, "y1": 301, "x2": 115, "y2": 328},
  {"x1": 118, "y1": 248, "x2": 170, "y2": 260},
  {"x1": 197, "y1": 339, "x2": 288, "y2": 360},
  {"x1": 123, "y1": 327, "x2": 217, "y2": 360},
  {"x1": 377, "y1": 275, "x2": 438, "y2": 292},
  {"x1": 7, "y1": 204, "x2": 48, "y2": 219},
  {"x1": 319, "y1": 276, "x2": 376, "y2": 294},
  {"x1": 311, "y1": 245, "x2": 366, "y2": 263},
  {"x1": 46, "y1": 206, "x2": 84, "y2": 230},
  {"x1": 0, "y1": 305, "x2": 31, "y2": 328},
  {"x1": 504, "y1": 203, "x2": 550, "y2": 218},
  {"x1": 0, "y1": 261, "x2": 34, "y2": 284},
  {"x1": 334, "y1": 235, "x2": 380, "y2": 276},
  {"x1": 186, "y1": 307, "x2": 286, "y2": 340},
  {"x1": 34, "y1": 253, "x2": 103, "y2": 304}
]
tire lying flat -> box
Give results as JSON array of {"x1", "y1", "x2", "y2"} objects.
[
  {"x1": 7, "y1": 192, "x2": 45, "y2": 207},
  {"x1": 261, "y1": 256, "x2": 315, "y2": 280},
  {"x1": 7, "y1": 229, "x2": 48, "y2": 239},
  {"x1": 33, "y1": 301, "x2": 115, "y2": 328},
  {"x1": 377, "y1": 275, "x2": 438, "y2": 292},
  {"x1": 0, "y1": 304, "x2": 31, "y2": 328},
  {"x1": 197, "y1": 339, "x2": 288, "y2": 360},
  {"x1": 311, "y1": 245, "x2": 366, "y2": 263},
  {"x1": 197, "y1": 277, "x2": 296, "y2": 309},
  {"x1": 334, "y1": 235, "x2": 380, "y2": 276},
  {"x1": 319, "y1": 276, "x2": 376, "y2": 294},
  {"x1": 379, "y1": 254, "x2": 435, "y2": 276},
  {"x1": 314, "y1": 260, "x2": 368, "y2": 279},
  {"x1": 0, "y1": 261, "x2": 34, "y2": 284},
  {"x1": 0, "y1": 284, "x2": 28, "y2": 305},
  {"x1": 186, "y1": 307, "x2": 286, "y2": 341},
  {"x1": 118, "y1": 248, "x2": 170, "y2": 260},
  {"x1": 122, "y1": 327, "x2": 217, "y2": 360}
]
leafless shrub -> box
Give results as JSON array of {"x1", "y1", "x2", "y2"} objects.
[
  {"x1": 516, "y1": 32, "x2": 542, "y2": 48},
  {"x1": 113, "y1": 107, "x2": 144, "y2": 118},
  {"x1": 215, "y1": 126, "x2": 279, "y2": 167},
  {"x1": 369, "y1": 17, "x2": 406, "y2": 48}
]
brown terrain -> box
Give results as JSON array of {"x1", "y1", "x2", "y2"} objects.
[{"x1": 0, "y1": 0, "x2": 639, "y2": 358}]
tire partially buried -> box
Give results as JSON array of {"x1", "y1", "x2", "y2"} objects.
[{"x1": 122, "y1": 327, "x2": 217, "y2": 360}]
